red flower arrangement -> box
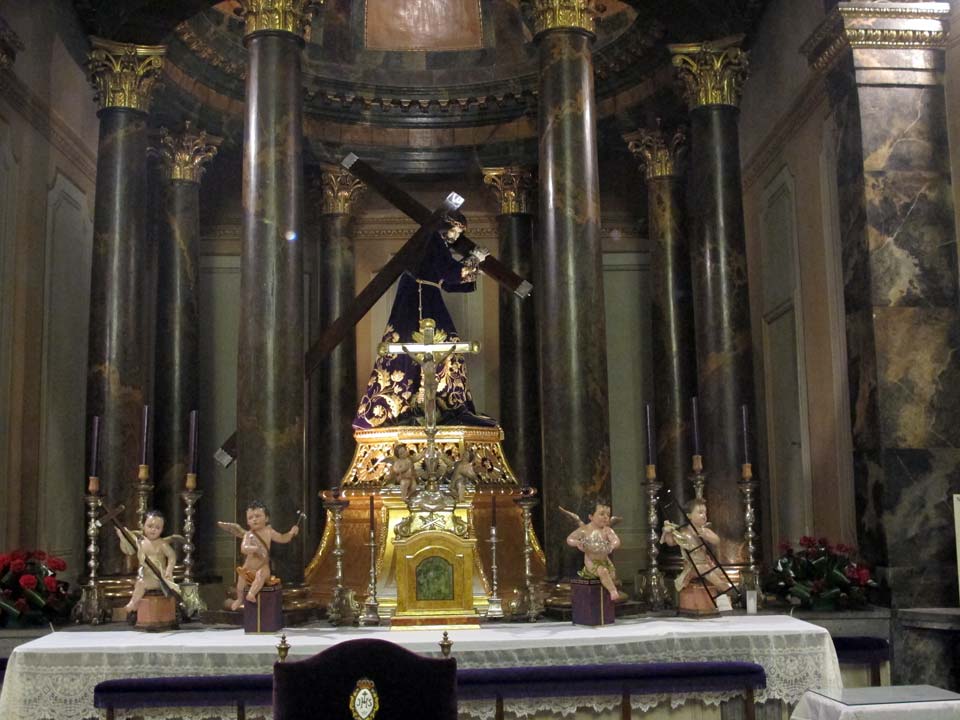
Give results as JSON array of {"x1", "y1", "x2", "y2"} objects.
[
  {"x1": 0, "y1": 550, "x2": 78, "y2": 626},
  {"x1": 766, "y1": 536, "x2": 877, "y2": 610}
]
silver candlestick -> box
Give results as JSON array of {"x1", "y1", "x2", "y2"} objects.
[
  {"x1": 324, "y1": 491, "x2": 358, "y2": 625},
  {"x1": 691, "y1": 454, "x2": 706, "y2": 501},
  {"x1": 78, "y1": 480, "x2": 105, "y2": 624},
  {"x1": 135, "y1": 464, "x2": 153, "y2": 529},
  {"x1": 486, "y1": 502, "x2": 504, "y2": 619},
  {"x1": 512, "y1": 489, "x2": 543, "y2": 622},
  {"x1": 179, "y1": 475, "x2": 206, "y2": 617},
  {"x1": 738, "y1": 462, "x2": 762, "y2": 605},
  {"x1": 640, "y1": 463, "x2": 670, "y2": 609},
  {"x1": 360, "y1": 502, "x2": 381, "y2": 626}
]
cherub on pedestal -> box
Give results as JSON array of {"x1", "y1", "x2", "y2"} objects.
[
  {"x1": 446, "y1": 447, "x2": 478, "y2": 502},
  {"x1": 383, "y1": 443, "x2": 423, "y2": 500},
  {"x1": 116, "y1": 510, "x2": 182, "y2": 614},
  {"x1": 660, "y1": 498, "x2": 733, "y2": 612},
  {"x1": 560, "y1": 501, "x2": 623, "y2": 602},
  {"x1": 218, "y1": 500, "x2": 299, "y2": 611}
]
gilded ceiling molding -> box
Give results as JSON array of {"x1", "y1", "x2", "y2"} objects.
[
  {"x1": 0, "y1": 16, "x2": 23, "y2": 70},
  {"x1": 316, "y1": 164, "x2": 366, "y2": 215},
  {"x1": 623, "y1": 126, "x2": 686, "y2": 180},
  {"x1": 529, "y1": 0, "x2": 596, "y2": 37},
  {"x1": 87, "y1": 37, "x2": 165, "y2": 113},
  {"x1": 154, "y1": 121, "x2": 221, "y2": 184},
  {"x1": 234, "y1": 0, "x2": 324, "y2": 40},
  {"x1": 801, "y1": 2, "x2": 949, "y2": 74},
  {"x1": 669, "y1": 35, "x2": 747, "y2": 109},
  {"x1": 175, "y1": 22, "x2": 246, "y2": 79},
  {"x1": 482, "y1": 167, "x2": 536, "y2": 215}
]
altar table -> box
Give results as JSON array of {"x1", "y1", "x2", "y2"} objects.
[{"x1": 0, "y1": 615, "x2": 841, "y2": 720}]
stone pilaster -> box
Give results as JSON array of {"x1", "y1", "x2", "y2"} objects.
[
  {"x1": 85, "y1": 37, "x2": 165, "y2": 576},
  {"x1": 152, "y1": 123, "x2": 219, "y2": 540},
  {"x1": 669, "y1": 36, "x2": 756, "y2": 557},
  {"x1": 803, "y1": 2, "x2": 959, "y2": 607},
  {"x1": 532, "y1": 0, "x2": 610, "y2": 579}
]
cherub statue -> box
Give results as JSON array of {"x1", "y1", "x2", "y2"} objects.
[
  {"x1": 560, "y1": 501, "x2": 623, "y2": 601},
  {"x1": 446, "y1": 447, "x2": 478, "y2": 502},
  {"x1": 218, "y1": 500, "x2": 299, "y2": 611},
  {"x1": 116, "y1": 510, "x2": 182, "y2": 614},
  {"x1": 383, "y1": 443, "x2": 423, "y2": 499},
  {"x1": 660, "y1": 498, "x2": 733, "y2": 611}
]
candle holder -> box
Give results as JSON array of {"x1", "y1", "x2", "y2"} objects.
[
  {"x1": 135, "y1": 463, "x2": 154, "y2": 529},
  {"x1": 512, "y1": 489, "x2": 543, "y2": 622},
  {"x1": 78, "y1": 484, "x2": 106, "y2": 625},
  {"x1": 179, "y1": 480, "x2": 206, "y2": 617},
  {"x1": 738, "y1": 462, "x2": 762, "y2": 606},
  {"x1": 639, "y1": 464, "x2": 670, "y2": 610},
  {"x1": 690, "y1": 454, "x2": 706, "y2": 501},
  {"x1": 323, "y1": 491, "x2": 358, "y2": 626},
  {"x1": 360, "y1": 502, "x2": 381, "y2": 627},
  {"x1": 486, "y1": 519, "x2": 504, "y2": 619}
]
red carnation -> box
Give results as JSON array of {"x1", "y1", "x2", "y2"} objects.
[
  {"x1": 31, "y1": 550, "x2": 47, "y2": 561},
  {"x1": 10, "y1": 550, "x2": 26, "y2": 561},
  {"x1": 799, "y1": 536, "x2": 816, "y2": 548},
  {"x1": 857, "y1": 567, "x2": 871, "y2": 585},
  {"x1": 777, "y1": 541, "x2": 792, "y2": 555},
  {"x1": 43, "y1": 576, "x2": 58, "y2": 593},
  {"x1": 0, "y1": 553, "x2": 9, "y2": 569},
  {"x1": 18, "y1": 574, "x2": 37, "y2": 590},
  {"x1": 10, "y1": 558, "x2": 25, "y2": 574},
  {"x1": 46, "y1": 557, "x2": 67, "y2": 572}
]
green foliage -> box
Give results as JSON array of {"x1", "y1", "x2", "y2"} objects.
[{"x1": 765, "y1": 536, "x2": 876, "y2": 610}]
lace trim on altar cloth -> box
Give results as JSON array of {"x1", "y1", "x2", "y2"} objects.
[{"x1": 459, "y1": 691, "x2": 749, "y2": 720}]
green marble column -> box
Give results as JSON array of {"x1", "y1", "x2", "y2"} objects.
[
  {"x1": 624, "y1": 126, "x2": 696, "y2": 540},
  {"x1": 85, "y1": 38, "x2": 164, "y2": 577},
  {"x1": 532, "y1": 1, "x2": 611, "y2": 580},
  {"x1": 305, "y1": 165, "x2": 363, "y2": 553},
  {"x1": 236, "y1": 0, "x2": 320, "y2": 582},
  {"x1": 152, "y1": 124, "x2": 219, "y2": 538},
  {"x1": 482, "y1": 167, "x2": 542, "y2": 533},
  {"x1": 669, "y1": 38, "x2": 756, "y2": 558},
  {"x1": 804, "y1": 3, "x2": 960, "y2": 607}
]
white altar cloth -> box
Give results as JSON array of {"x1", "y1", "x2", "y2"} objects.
[
  {"x1": 791, "y1": 686, "x2": 960, "y2": 720},
  {"x1": 0, "y1": 615, "x2": 841, "y2": 720}
]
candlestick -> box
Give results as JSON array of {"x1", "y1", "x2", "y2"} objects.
[
  {"x1": 89, "y1": 415, "x2": 101, "y2": 478},
  {"x1": 140, "y1": 404, "x2": 150, "y2": 465},
  {"x1": 188, "y1": 410, "x2": 198, "y2": 474},
  {"x1": 741, "y1": 404, "x2": 750, "y2": 465},
  {"x1": 645, "y1": 403, "x2": 656, "y2": 465},
  {"x1": 691, "y1": 397, "x2": 700, "y2": 456},
  {"x1": 361, "y1": 493, "x2": 380, "y2": 626}
]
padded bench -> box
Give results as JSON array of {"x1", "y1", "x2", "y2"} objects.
[
  {"x1": 94, "y1": 674, "x2": 273, "y2": 720},
  {"x1": 832, "y1": 636, "x2": 890, "y2": 687}
]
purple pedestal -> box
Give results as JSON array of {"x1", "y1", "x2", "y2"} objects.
[
  {"x1": 571, "y1": 578, "x2": 615, "y2": 626},
  {"x1": 243, "y1": 583, "x2": 284, "y2": 633}
]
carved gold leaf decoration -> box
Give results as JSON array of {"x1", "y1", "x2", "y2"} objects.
[
  {"x1": 482, "y1": 167, "x2": 536, "y2": 215},
  {"x1": 623, "y1": 125, "x2": 686, "y2": 180},
  {"x1": 154, "y1": 121, "x2": 221, "y2": 184},
  {"x1": 88, "y1": 37, "x2": 166, "y2": 113},
  {"x1": 316, "y1": 164, "x2": 366, "y2": 215},
  {"x1": 669, "y1": 35, "x2": 748, "y2": 109},
  {"x1": 235, "y1": 0, "x2": 324, "y2": 39},
  {"x1": 529, "y1": 0, "x2": 596, "y2": 37}
]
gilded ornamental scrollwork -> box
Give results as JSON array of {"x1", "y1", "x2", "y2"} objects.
[
  {"x1": 623, "y1": 125, "x2": 687, "y2": 180},
  {"x1": 669, "y1": 35, "x2": 747, "y2": 109},
  {"x1": 87, "y1": 37, "x2": 166, "y2": 113},
  {"x1": 234, "y1": 0, "x2": 324, "y2": 40},
  {"x1": 529, "y1": 0, "x2": 597, "y2": 37},
  {"x1": 154, "y1": 121, "x2": 221, "y2": 184},
  {"x1": 317, "y1": 164, "x2": 366, "y2": 216},
  {"x1": 482, "y1": 167, "x2": 536, "y2": 215}
]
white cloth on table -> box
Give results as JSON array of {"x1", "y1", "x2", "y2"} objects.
[
  {"x1": 791, "y1": 687, "x2": 960, "y2": 720},
  {"x1": 0, "y1": 615, "x2": 841, "y2": 720}
]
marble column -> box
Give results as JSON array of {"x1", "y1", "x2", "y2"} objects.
[
  {"x1": 532, "y1": 1, "x2": 610, "y2": 579},
  {"x1": 305, "y1": 165, "x2": 363, "y2": 553},
  {"x1": 669, "y1": 38, "x2": 755, "y2": 557},
  {"x1": 482, "y1": 168, "x2": 542, "y2": 528},
  {"x1": 85, "y1": 38, "x2": 165, "y2": 576},
  {"x1": 236, "y1": 0, "x2": 319, "y2": 581},
  {"x1": 803, "y1": 2, "x2": 960, "y2": 607},
  {"x1": 624, "y1": 127, "x2": 696, "y2": 524},
  {"x1": 152, "y1": 123, "x2": 219, "y2": 536}
]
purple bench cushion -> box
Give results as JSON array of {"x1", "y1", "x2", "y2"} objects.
[
  {"x1": 94, "y1": 674, "x2": 273, "y2": 709},
  {"x1": 832, "y1": 637, "x2": 890, "y2": 664},
  {"x1": 457, "y1": 662, "x2": 766, "y2": 700}
]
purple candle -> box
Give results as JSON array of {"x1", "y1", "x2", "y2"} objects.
[
  {"x1": 645, "y1": 403, "x2": 656, "y2": 465},
  {"x1": 188, "y1": 410, "x2": 198, "y2": 474},
  {"x1": 369, "y1": 494, "x2": 375, "y2": 529},
  {"x1": 691, "y1": 397, "x2": 701, "y2": 456},
  {"x1": 741, "y1": 404, "x2": 750, "y2": 464},
  {"x1": 140, "y1": 404, "x2": 150, "y2": 465},
  {"x1": 491, "y1": 492, "x2": 497, "y2": 528},
  {"x1": 89, "y1": 415, "x2": 101, "y2": 477}
]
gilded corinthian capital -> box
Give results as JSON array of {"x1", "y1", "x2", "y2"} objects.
[
  {"x1": 482, "y1": 167, "x2": 536, "y2": 215},
  {"x1": 88, "y1": 37, "x2": 165, "y2": 113},
  {"x1": 155, "y1": 122, "x2": 221, "y2": 184},
  {"x1": 529, "y1": 0, "x2": 596, "y2": 37},
  {"x1": 669, "y1": 35, "x2": 748, "y2": 109},
  {"x1": 315, "y1": 164, "x2": 365, "y2": 216},
  {"x1": 623, "y1": 126, "x2": 686, "y2": 180},
  {"x1": 235, "y1": 0, "x2": 324, "y2": 39}
]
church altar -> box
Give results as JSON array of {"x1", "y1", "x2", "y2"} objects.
[{"x1": 0, "y1": 615, "x2": 841, "y2": 720}]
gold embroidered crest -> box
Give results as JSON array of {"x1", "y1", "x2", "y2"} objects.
[{"x1": 349, "y1": 678, "x2": 379, "y2": 720}]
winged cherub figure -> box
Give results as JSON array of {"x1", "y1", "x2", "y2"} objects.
[
  {"x1": 116, "y1": 510, "x2": 183, "y2": 614},
  {"x1": 383, "y1": 442, "x2": 424, "y2": 500},
  {"x1": 560, "y1": 502, "x2": 623, "y2": 601}
]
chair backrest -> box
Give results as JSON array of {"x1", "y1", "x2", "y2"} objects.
[{"x1": 273, "y1": 638, "x2": 457, "y2": 720}]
